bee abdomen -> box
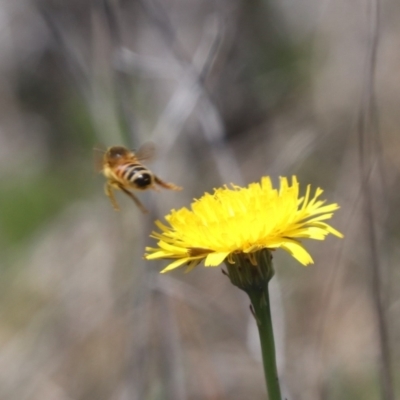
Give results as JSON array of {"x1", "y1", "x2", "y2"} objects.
[
  {"x1": 122, "y1": 163, "x2": 153, "y2": 189},
  {"x1": 122, "y1": 164, "x2": 145, "y2": 180}
]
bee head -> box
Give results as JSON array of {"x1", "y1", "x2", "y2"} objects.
[{"x1": 105, "y1": 146, "x2": 132, "y2": 165}]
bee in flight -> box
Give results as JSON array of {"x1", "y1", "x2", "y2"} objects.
[{"x1": 97, "y1": 142, "x2": 182, "y2": 213}]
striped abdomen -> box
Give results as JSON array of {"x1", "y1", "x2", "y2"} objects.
[{"x1": 116, "y1": 163, "x2": 153, "y2": 189}]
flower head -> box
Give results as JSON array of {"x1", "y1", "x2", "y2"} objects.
[{"x1": 145, "y1": 176, "x2": 343, "y2": 273}]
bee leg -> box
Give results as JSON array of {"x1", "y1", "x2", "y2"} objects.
[
  {"x1": 118, "y1": 185, "x2": 149, "y2": 214},
  {"x1": 105, "y1": 183, "x2": 120, "y2": 211},
  {"x1": 154, "y1": 176, "x2": 182, "y2": 191}
]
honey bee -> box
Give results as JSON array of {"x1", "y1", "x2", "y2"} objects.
[{"x1": 98, "y1": 142, "x2": 182, "y2": 213}]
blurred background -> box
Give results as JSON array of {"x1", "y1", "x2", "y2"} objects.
[{"x1": 0, "y1": 0, "x2": 399, "y2": 399}]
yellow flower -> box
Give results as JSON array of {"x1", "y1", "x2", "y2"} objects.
[{"x1": 145, "y1": 176, "x2": 343, "y2": 273}]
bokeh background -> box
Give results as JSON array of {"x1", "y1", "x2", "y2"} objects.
[{"x1": 0, "y1": 0, "x2": 399, "y2": 399}]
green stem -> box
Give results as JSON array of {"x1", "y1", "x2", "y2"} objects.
[
  {"x1": 224, "y1": 250, "x2": 282, "y2": 399},
  {"x1": 248, "y1": 286, "x2": 282, "y2": 400}
]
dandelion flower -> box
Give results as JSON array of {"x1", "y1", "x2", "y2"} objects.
[
  {"x1": 145, "y1": 175, "x2": 343, "y2": 399},
  {"x1": 145, "y1": 176, "x2": 343, "y2": 273}
]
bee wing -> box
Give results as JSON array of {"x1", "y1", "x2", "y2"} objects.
[
  {"x1": 93, "y1": 146, "x2": 106, "y2": 172},
  {"x1": 134, "y1": 141, "x2": 156, "y2": 163}
]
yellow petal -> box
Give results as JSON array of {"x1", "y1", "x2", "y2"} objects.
[
  {"x1": 205, "y1": 252, "x2": 230, "y2": 267},
  {"x1": 160, "y1": 258, "x2": 192, "y2": 273},
  {"x1": 280, "y1": 240, "x2": 314, "y2": 265}
]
